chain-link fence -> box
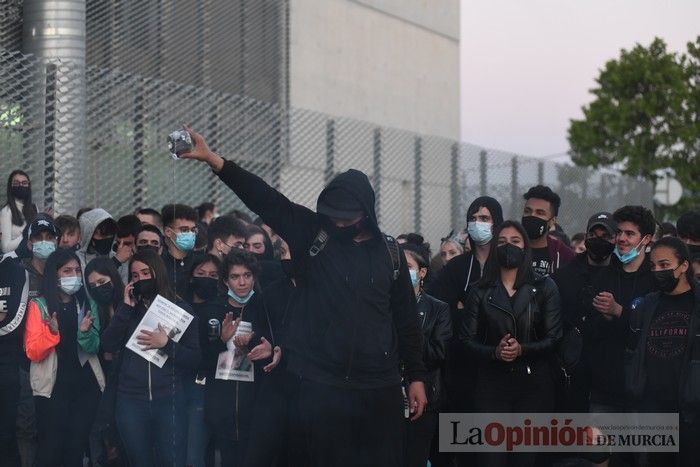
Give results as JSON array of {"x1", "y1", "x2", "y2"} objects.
[{"x1": 0, "y1": 1, "x2": 653, "y2": 251}]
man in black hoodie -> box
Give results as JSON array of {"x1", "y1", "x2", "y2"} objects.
[{"x1": 180, "y1": 127, "x2": 426, "y2": 467}]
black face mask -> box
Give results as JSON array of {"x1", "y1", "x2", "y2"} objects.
[
  {"x1": 90, "y1": 282, "x2": 114, "y2": 305},
  {"x1": 323, "y1": 218, "x2": 364, "y2": 243},
  {"x1": 191, "y1": 277, "x2": 219, "y2": 301},
  {"x1": 92, "y1": 236, "x2": 114, "y2": 256},
  {"x1": 133, "y1": 278, "x2": 157, "y2": 302},
  {"x1": 11, "y1": 186, "x2": 30, "y2": 200},
  {"x1": 521, "y1": 216, "x2": 549, "y2": 240},
  {"x1": 137, "y1": 245, "x2": 160, "y2": 254},
  {"x1": 687, "y1": 244, "x2": 700, "y2": 260},
  {"x1": 653, "y1": 267, "x2": 681, "y2": 293},
  {"x1": 496, "y1": 243, "x2": 525, "y2": 269},
  {"x1": 585, "y1": 237, "x2": 616, "y2": 263}
]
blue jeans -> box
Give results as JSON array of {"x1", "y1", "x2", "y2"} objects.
[
  {"x1": 184, "y1": 377, "x2": 207, "y2": 467},
  {"x1": 115, "y1": 391, "x2": 187, "y2": 467}
]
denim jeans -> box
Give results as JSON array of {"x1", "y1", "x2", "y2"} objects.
[
  {"x1": 184, "y1": 377, "x2": 207, "y2": 467},
  {"x1": 115, "y1": 390, "x2": 187, "y2": 467}
]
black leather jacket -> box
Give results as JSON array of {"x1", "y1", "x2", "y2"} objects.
[
  {"x1": 414, "y1": 292, "x2": 452, "y2": 410},
  {"x1": 459, "y1": 275, "x2": 562, "y2": 369}
]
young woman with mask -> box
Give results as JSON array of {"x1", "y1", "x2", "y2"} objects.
[
  {"x1": 402, "y1": 242, "x2": 452, "y2": 467},
  {"x1": 24, "y1": 248, "x2": 104, "y2": 466},
  {"x1": 1, "y1": 170, "x2": 38, "y2": 254},
  {"x1": 460, "y1": 220, "x2": 562, "y2": 467},
  {"x1": 185, "y1": 254, "x2": 224, "y2": 467},
  {"x1": 84, "y1": 257, "x2": 126, "y2": 466},
  {"x1": 101, "y1": 249, "x2": 200, "y2": 467},
  {"x1": 202, "y1": 249, "x2": 276, "y2": 466},
  {"x1": 627, "y1": 237, "x2": 700, "y2": 466}
]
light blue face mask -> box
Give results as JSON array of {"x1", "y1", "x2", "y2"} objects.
[
  {"x1": 614, "y1": 238, "x2": 644, "y2": 264},
  {"x1": 175, "y1": 232, "x2": 196, "y2": 252},
  {"x1": 59, "y1": 276, "x2": 83, "y2": 295},
  {"x1": 409, "y1": 269, "x2": 419, "y2": 287},
  {"x1": 32, "y1": 240, "x2": 56, "y2": 260},
  {"x1": 228, "y1": 288, "x2": 255, "y2": 305},
  {"x1": 467, "y1": 221, "x2": 493, "y2": 246}
]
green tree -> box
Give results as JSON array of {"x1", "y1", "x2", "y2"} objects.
[{"x1": 568, "y1": 37, "x2": 700, "y2": 213}]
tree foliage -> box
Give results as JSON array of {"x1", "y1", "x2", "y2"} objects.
[{"x1": 568, "y1": 37, "x2": 700, "y2": 207}]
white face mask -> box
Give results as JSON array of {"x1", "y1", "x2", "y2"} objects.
[
  {"x1": 59, "y1": 276, "x2": 83, "y2": 295},
  {"x1": 467, "y1": 221, "x2": 493, "y2": 245}
]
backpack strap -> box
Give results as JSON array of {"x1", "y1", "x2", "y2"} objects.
[
  {"x1": 383, "y1": 234, "x2": 401, "y2": 281},
  {"x1": 309, "y1": 230, "x2": 330, "y2": 257}
]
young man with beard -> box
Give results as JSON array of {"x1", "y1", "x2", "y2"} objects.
[
  {"x1": 521, "y1": 185, "x2": 574, "y2": 276},
  {"x1": 179, "y1": 126, "x2": 426, "y2": 467}
]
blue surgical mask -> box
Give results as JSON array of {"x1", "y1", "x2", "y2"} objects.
[
  {"x1": 32, "y1": 240, "x2": 56, "y2": 260},
  {"x1": 467, "y1": 221, "x2": 493, "y2": 246},
  {"x1": 228, "y1": 287, "x2": 255, "y2": 305},
  {"x1": 409, "y1": 269, "x2": 419, "y2": 287},
  {"x1": 175, "y1": 232, "x2": 196, "y2": 252},
  {"x1": 59, "y1": 276, "x2": 83, "y2": 295},
  {"x1": 614, "y1": 238, "x2": 645, "y2": 264}
]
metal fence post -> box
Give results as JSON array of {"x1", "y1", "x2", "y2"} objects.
[
  {"x1": 537, "y1": 161, "x2": 544, "y2": 185},
  {"x1": 511, "y1": 156, "x2": 519, "y2": 219},
  {"x1": 325, "y1": 119, "x2": 335, "y2": 185},
  {"x1": 373, "y1": 128, "x2": 382, "y2": 224},
  {"x1": 450, "y1": 143, "x2": 461, "y2": 231},
  {"x1": 414, "y1": 136, "x2": 422, "y2": 234},
  {"x1": 479, "y1": 150, "x2": 487, "y2": 196},
  {"x1": 132, "y1": 83, "x2": 145, "y2": 209},
  {"x1": 209, "y1": 97, "x2": 221, "y2": 205}
]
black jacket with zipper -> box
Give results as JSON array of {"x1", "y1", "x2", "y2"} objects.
[
  {"x1": 459, "y1": 274, "x2": 562, "y2": 370},
  {"x1": 101, "y1": 300, "x2": 200, "y2": 400},
  {"x1": 626, "y1": 282, "x2": 700, "y2": 423},
  {"x1": 413, "y1": 293, "x2": 452, "y2": 411},
  {"x1": 214, "y1": 160, "x2": 425, "y2": 389}
]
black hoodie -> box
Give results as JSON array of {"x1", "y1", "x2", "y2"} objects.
[{"x1": 214, "y1": 160, "x2": 425, "y2": 388}]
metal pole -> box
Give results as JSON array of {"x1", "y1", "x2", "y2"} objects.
[
  {"x1": 373, "y1": 128, "x2": 382, "y2": 224},
  {"x1": 450, "y1": 143, "x2": 461, "y2": 230},
  {"x1": 479, "y1": 150, "x2": 487, "y2": 196},
  {"x1": 22, "y1": 0, "x2": 87, "y2": 215},
  {"x1": 325, "y1": 119, "x2": 335, "y2": 185},
  {"x1": 511, "y1": 157, "x2": 519, "y2": 219},
  {"x1": 537, "y1": 161, "x2": 544, "y2": 185},
  {"x1": 414, "y1": 136, "x2": 422, "y2": 233}
]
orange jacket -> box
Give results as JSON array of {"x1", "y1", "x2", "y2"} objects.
[{"x1": 24, "y1": 300, "x2": 60, "y2": 362}]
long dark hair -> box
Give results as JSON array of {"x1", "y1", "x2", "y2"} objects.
[
  {"x1": 478, "y1": 220, "x2": 534, "y2": 290},
  {"x1": 41, "y1": 248, "x2": 86, "y2": 315},
  {"x1": 5, "y1": 170, "x2": 37, "y2": 227},
  {"x1": 129, "y1": 249, "x2": 176, "y2": 302},
  {"x1": 84, "y1": 257, "x2": 126, "y2": 329},
  {"x1": 651, "y1": 236, "x2": 695, "y2": 285}
]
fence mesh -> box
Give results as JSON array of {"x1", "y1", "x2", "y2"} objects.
[{"x1": 0, "y1": 1, "x2": 653, "y2": 251}]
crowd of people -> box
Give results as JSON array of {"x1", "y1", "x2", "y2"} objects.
[{"x1": 0, "y1": 128, "x2": 699, "y2": 467}]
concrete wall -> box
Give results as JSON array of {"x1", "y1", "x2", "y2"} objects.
[{"x1": 289, "y1": 0, "x2": 460, "y2": 140}]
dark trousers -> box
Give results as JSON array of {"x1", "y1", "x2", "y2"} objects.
[
  {"x1": 115, "y1": 391, "x2": 187, "y2": 467},
  {"x1": 34, "y1": 374, "x2": 100, "y2": 467},
  {"x1": 288, "y1": 378, "x2": 406, "y2": 467},
  {"x1": 474, "y1": 363, "x2": 555, "y2": 467},
  {"x1": 0, "y1": 374, "x2": 21, "y2": 467},
  {"x1": 406, "y1": 410, "x2": 437, "y2": 467},
  {"x1": 16, "y1": 368, "x2": 37, "y2": 467}
]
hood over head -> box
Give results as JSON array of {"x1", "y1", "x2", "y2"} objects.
[
  {"x1": 78, "y1": 208, "x2": 115, "y2": 254},
  {"x1": 317, "y1": 169, "x2": 380, "y2": 235}
]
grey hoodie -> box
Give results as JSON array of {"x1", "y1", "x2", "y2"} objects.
[{"x1": 76, "y1": 208, "x2": 114, "y2": 269}]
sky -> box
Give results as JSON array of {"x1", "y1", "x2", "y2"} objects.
[{"x1": 460, "y1": 0, "x2": 700, "y2": 161}]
